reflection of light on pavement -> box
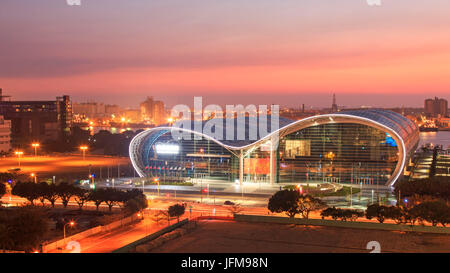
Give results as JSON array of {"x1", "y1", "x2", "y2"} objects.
[{"x1": 0, "y1": 155, "x2": 130, "y2": 175}]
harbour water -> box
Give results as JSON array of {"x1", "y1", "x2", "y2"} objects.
[{"x1": 419, "y1": 131, "x2": 450, "y2": 149}]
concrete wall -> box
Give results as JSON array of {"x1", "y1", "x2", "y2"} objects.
[
  {"x1": 234, "y1": 214, "x2": 450, "y2": 234},
  {"x1": 42, "y1": 214, "x2": 139, "y2": 253}
]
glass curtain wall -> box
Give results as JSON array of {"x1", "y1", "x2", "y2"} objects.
[
  {"x1": 277, "y1": 123, "x2": 399, "y2": 185},
  {"x1": 142, "y1": 132, "x2": 235, "y2": 182}
]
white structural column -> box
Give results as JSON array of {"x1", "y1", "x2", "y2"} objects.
[
  {"x1": 269, "y1": 143, "x2": 275, "y2": 185},
  {"x1": 269, "y1": 135, "x2": 278, "y2": 185},
  {"x1": 239, "y1": 150, "x2": 244, "y2": 184}
]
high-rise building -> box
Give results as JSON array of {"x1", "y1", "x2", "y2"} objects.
[
  {"x1": 140, "y1": 97, "x2": 166, "y2": 125},
  {"x1": 425, "y1": 97, "x2": 448, "y2": 117},
  {"x1": 0, "y1": 89, "x2": 72, "y2": 147},
  {"x1": 0, "y1": 115, "x2": 11, "y2": 153}
]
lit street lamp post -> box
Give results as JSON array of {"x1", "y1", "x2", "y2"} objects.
[
  {"x1": 31, "y1": 173, "x2": 37, "y2": 183},
  {"x1": 15, "y1": 151, "x2": 23, "y2": 168},
  {"x1": 31, "y1": 143, "x2": 40, "y2": 157},
  {"x1": 79, "y1": 146, "x2": 88, "y2": 160},
  {"x1": 64, "y1": 221, "x2": 75, "y2": 243}
]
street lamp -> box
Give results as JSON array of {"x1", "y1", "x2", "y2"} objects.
[
  {"x1": 64, "y1": 221, "x2": 75, "y2": 242},
  {"x1": 79, "y1": 146, "x2": 88, "y2": 160},
  {"x1": 31, "y1": 173, "x2": 37, "y2": 183},
  {"x1": 31, "y1": 143, "x2": 40, "y2": 157},
  {"x1": 15, "y1": 151, "x2": 24, "y2": 168}
]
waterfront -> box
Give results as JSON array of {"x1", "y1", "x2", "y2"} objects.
[{"x1": 419, "y1": 131, "x2": 450, "y2": 149}]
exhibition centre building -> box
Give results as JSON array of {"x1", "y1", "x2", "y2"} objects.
[{"x1": 130, "y1": 109, "x2": 419, "y2": 187}]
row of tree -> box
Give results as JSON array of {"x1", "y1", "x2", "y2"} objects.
[
  {"x1": 394, "y1": 177, "x2": 450, "y2": 202},
  {"x1": 268, "y1": 189, "x2": 450, "y2": 227},
  {"x1": 364, "y1": 202, "x2": 450, "y2": 227},
  {"x1": 11, "y1": 182, "x2": 147, "y2": 214},
  {"x1": 320, "y1": 207, "x2": 364, "y2": 221},
  {"x1": 320, "y1": 202, "x2": 450, "y2": 227},
  {"x1": 268, "y1": 190, "x2": 326, "y2": 219}
]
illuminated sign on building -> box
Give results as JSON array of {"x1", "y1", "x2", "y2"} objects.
[{"x1": 155, "y1": 143, "x2": 180, "y2": 154}]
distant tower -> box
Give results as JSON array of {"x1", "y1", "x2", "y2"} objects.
[{"x1": 331, "y1": 93, "x2": 338, "y2": 113}]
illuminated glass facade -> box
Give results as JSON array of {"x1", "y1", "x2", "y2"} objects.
[{"x1": 130, "y1": 110, "x2": 420, "y2": 186}]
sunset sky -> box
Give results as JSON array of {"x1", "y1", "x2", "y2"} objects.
[{"x1": 1, "y1": 0, "x2": 450, "y2": 108}]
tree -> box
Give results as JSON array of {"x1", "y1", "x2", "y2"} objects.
[
  {"x1": 394, "y1": 177, "x2": 450, "y2": 202},
  {"x1": 297, "y1": 194, "x2": 326, "y2": 219},
  {"x1": 385, "y1": 205, "x2": 405, "y2": 224},
  {"x1": 0, "y1": 172, "x2": 15, "y2": 184},
  {"x1": 414, "y1": 201, "x2": 450, "y2": 227},
  {"x1": 56, "y1": 182, "x2": 77, "y2": 208},
  {"x1": 0, "y1": 206, "x2": 49, "y2": 252},
  {"x1": 36, "y1": 182, "x2": 50, "y2": 207},
  {"x1": 268, "y1": 190, "x2": 300, "y2": 218},
  {"x1": 124, "y1": 192, "x2": 148, "y2": 215},
  {"x1": 73, "y1": 187, "x2": 90, "y2": 210},
  {"x1": 12, "y1": 182, "x2": 40, "y2": 205},
  {"x1": 404, "y1": 205, "x2": 421, "y2": 226},
  {"x1": 168, "y1": 204, "x2": 185, "y2": 222},
  {"x1": 365, "y1": 204, "x2": 388, "y2": 223},
  {"x1": 343, "y1": 209, "x2": 364, "y2": 222},
  {"x1": 42, "y1": 183, "x2": 58, "y2": 208},
  {"x1": 320, "y1": 207, "x2": 363, "y2": 221},
  {"x1": 321, "y1": 207, "x2": 340, "y2": 220},
  {"x1": 88, "y1": 189, "x2": 106, "y2": 211},
  {"x1": 0, "y1": 182, "x2": 6, "y2": 200},
  {"x1": 102, "y1": 188, "x2": 124, "y2": 212}
]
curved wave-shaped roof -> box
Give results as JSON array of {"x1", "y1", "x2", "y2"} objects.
[{"x1": 166, "y1": 109, "x2": 419, "y2": 149}]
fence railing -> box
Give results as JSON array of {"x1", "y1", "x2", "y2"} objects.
[{"x1": 112, "y1": 218, "x2": 189, "y2": 253}]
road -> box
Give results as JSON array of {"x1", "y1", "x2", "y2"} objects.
[{"x1": 0, "y1": 155, "x2": 130, "y2": 178}]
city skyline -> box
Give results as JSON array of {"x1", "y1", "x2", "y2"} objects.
[{"x1": 1, "y1": 0, "x2": 450, "y2": 108}]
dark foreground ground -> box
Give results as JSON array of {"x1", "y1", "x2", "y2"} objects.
[{"x1": 150, "y1": 220, "x2": 450, "y2": 253}]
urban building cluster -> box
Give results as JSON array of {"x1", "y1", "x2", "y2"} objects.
[
  {"x1": 0, "y1": 89, "x2": 448, "y2": 155},
  {"x1": 72, "y1": 96, "x2": 167, "y2": 126}
]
